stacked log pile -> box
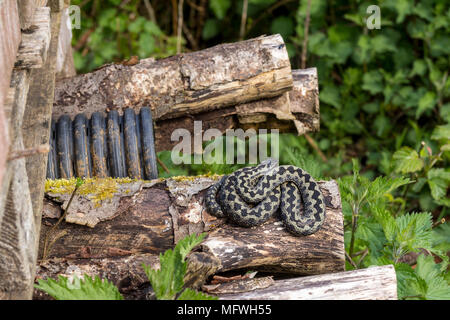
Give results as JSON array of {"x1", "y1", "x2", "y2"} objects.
[{"x1": 0, "y1": 4, "x2": 398, "y2": 298}]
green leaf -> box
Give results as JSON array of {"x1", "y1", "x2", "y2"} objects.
[
  {"x1": 362, "y1": 71, "x2": 383, "y2": 94},
  {"x1": 416, "y1": 91, "x2": 437, "y2": 119},
  {"x1": 414, "y1": 254, "x2": 450, "y2": 300},
  {"x1": 202, "y1": 19, "x2": 220, "y2": 40},
  {"x1": 431, "y1": 124, "x2": 450, "y2": 141},
  {"x1": 393, "y1": 0, "x2": 413, "y2": 23},
  {"x1": 177, "y1": 288, "x2": 218, "y2": 300},
  {"x1": 319, "y1": 85, "x2": 341, "y2": 109},
  {"x1": 394, "y1": 212, "x2": 433, "y2": 255},
  {"x1": 142, "y1": 233, "x2": 207, "y2": 300},
  {"x1": 209, "y1": 0, "x2": 231, "y2": 20},
  {"x1": 409, "y1": 60, "x2": 427, "y2": 77},
  {"x1": 395, "y1": 263, "x2": 418, "y2": 299},
  {"x1": 176, "y1": 232, "x2": 207, "y2": 261},
  {"x1": 432, "y1": 223, "x2": 450, "y2": 252},
  {"x1": 392, "y1": 147, "x2": 424, "y2": 174},
  {"x1": 270, "y1": 16, "x2": 294, "y2": 40},
  {"x1": 35, "y1": 275, "x2": 123, "y2": 300},
  {"x1": 427, "y1": 168, "x2": 450, "y2": 200},
  {"x1": 371, "y1": 35, "x2": 396, "y2": 54}
]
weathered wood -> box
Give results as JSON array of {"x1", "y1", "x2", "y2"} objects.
[
  {"x1": 15, "y1": 7, "x2": 51, "y2": 69},
  {"x1": 2, "y1": 1, "x2": 64, "y2": 300},
  {"x1": 215, "y1": 265, "x2": 398, "y2": 300},
  {"x1": 52, "y1": 34, "x2": 293, "y2": 121},
  {"x1": 34, "y1": 251, "x2": 221, "y2": 300},
  {"x1": 0, "y1": 0, "x2": 21, "y2": 188},
  {"x1": 0, "y1": 67, "x2": 35, "y2": 299},
  {"x1": 153, "y1": 68, "x2": 319, "y2": 152},
  {"x1": 0, "y1": 153, "x2": 36, "y2": 299},
  {"x1": 55, "y1": 1, "x2": 75, "y2": 80},
  {"x1": 39, "y1": 176, "x2": 344, "y2": 278},
  {"x1": 17, "y1": 0, "x2": 48, "y2": 30}
]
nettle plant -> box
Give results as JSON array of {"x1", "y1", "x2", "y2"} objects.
[
  {"x1": 338, "y1": 159, "x2": 450, "y2": 300},
  {"x1": 35, "y1": 233, "x2": 217, "y2": 300}
]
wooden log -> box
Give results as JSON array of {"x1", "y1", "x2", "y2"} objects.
[
  {"x1": 214, "y1": 265, "x2": 398, "y2": 300},
  {"x1": 39, "y1": 176, "x2": 344, "y2": 278},
  {"x1": 153, "y1": 68, "x2": 319, "y2": 152},
  {"x1": 51, "y1": 34, "x2": 293, "y2": 121},
  {"x1": 15, "y1": 7, "x2": 51, "y2": 69}
]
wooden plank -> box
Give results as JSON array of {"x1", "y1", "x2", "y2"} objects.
[
  {"x1": 0, "y1": 0, "x2": 21, "y2": 188},
  {"x1": 52, "y1": 34, "x2": 293, "y2": 121},
  {"x1": 15, "y1": 7, "x2": 51, "y2": 69},
  {"x1": 216, "y1": 265, "x2": 398, "y2": 300},
  {"x1": 8, "y1": 0, "x2": 64, "y2": 299},
  {"x1": 0, "y1": 70, "x2": 34, "y2": 299},
  {"x1": 0, "y1": 135, "x2": 36, "y2": 299}
]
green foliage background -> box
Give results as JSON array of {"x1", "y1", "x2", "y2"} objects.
[{"x1": 70, "y1": 0, "x2": 449, "y2": 299}]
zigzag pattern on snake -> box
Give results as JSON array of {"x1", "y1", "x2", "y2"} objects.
[{"x1": 205, "y1": 158, "x2": 326, "y2": 236}]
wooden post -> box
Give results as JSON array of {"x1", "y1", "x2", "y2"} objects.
[
  {"x1": 0, "y1": 0, "x2": 63, "y2": 299},
  {"x1": 0, "y1": 0, "x2": 21, "y2": 190}
]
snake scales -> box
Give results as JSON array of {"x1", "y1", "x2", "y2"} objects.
[{"x1": 205, "y1": 158, "x2": 326, "y2": 236}]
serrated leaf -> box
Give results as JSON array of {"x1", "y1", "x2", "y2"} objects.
[
  {"x1": 414, "y1": 254, "x2": 450, "y2": 300},
  {"x1": 395, "y1": 212, "x2": 433, "y2": 254},
  {"x1": 142, "y1": 233, "x2": 207, "y2": 300},
  {"x1": 395, "y1": 263, "x2": 417, "y2": 299},
  {"x1": 176, "y1": 232, "x2": 207, "y2": 260},
  {"x1": 177, "y1": 288, "x2": 218, "y2": 300},
  {"x1": 432, "y1": 223, "x2": 450, "y2": 253},
  {"x1": 355, "y1": 220, "x2": 386, "y2": 255},
  {"x1": 35, "y1": 275, "x2": 123, "y2": 300},
  {"x1": 392, "y1": 147, "x2": 424, "y2": 173}
]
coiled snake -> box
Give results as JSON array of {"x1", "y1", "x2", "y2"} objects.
[{"x1": 205, "y1": 158, "x2": 326, "y2": 236}]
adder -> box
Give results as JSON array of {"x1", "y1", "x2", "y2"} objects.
[{"x1": 205, "y1": 158, "x2": 326, "y2": 236}]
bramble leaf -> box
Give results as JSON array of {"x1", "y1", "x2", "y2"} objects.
[
  {"x1": 35, "y1": 274, "x2": 123, "y2": 300},
  {"x1": 142, "y1": 233, "x2": 209, "y2": 300}
]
